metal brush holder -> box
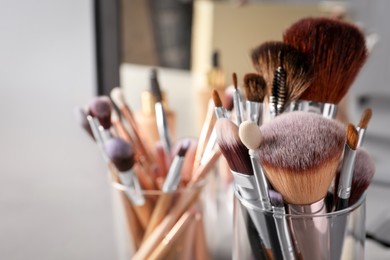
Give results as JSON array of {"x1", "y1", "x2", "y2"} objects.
[
  {"x1": 287, "y1": 100, "x2": 338, "y2": 119},
  {"x1": 233, "y1": 187, "x2": 366, "y2": 260}
]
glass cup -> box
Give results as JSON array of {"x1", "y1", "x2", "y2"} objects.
[{"x1": 233, "y1": 187, "x2": 366, "y2": 260}]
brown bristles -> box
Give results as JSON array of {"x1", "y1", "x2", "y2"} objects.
[
  {"x1": 283, "y1": 17, "x2": 368, "y2": 104},
  {"x1": 346, "y1": 123, "x2": 359, "y2": 150},
  {"x1": 251, "y1": 41, "x2": 313, "y2": 105},
  {"x1": 358, "y1": 108, "x2": 373, "y2": 129},
  {"x1": 232, "y1": 72, "x2": 238, "y2": 89},
  {"x1": 258, "y1": 112, "x2": 345, "y2": 204},
  {"x1": 243, "y1": 73, "x2": 267, "y2": 103},
  {"x1": 215, "y1": 118, "x2": 253, "y2": 175},
  {"x1": 212, "y1": 89, "x2": 223, "y2": 107}
]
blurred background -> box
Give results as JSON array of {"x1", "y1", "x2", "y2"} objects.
[{"x1": 1, "y1": 0, "x2": 389, "y2": 259}]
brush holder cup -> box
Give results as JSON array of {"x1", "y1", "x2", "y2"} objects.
[
  {"x1": 233, "y1": 187, "x2": 366, "y2": 260},
  {"x1": 110, "y1": 172, "x2": 229, "y2": 260}
]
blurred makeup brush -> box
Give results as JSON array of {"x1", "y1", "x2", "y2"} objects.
[
  {"x1": 283, "y1": 17, "x2": 368, "y2": 118},
  {"x1": 336, "y1": 124, "x2": 359, "y2": 210},
  {"x1": 111, "y1": 87, "x2": 152, "y2": 163},
  {"x1": 143, "y1": 139, "x2": 190, "y2": 240},
  {"x1": 232, "y1": 73, "x2": 244, "y2": 125},
  {"x1": 212, "y1": 89, "x2": 228, "y2": 119},
  {"x1": 269, "y1": 190, "x2": 297, "y2": 260},
  {"x1": 88, "y1": 96, "x2": 113, "y2": 141},
  {"x1": 243, "y1": 73, "x2": 267, "y2": 125},
  {"x1": 105, "y1": 137, "x2": 152, "y2": 229},
  {"x1": 357, "y1": 108, "x2": 373, "y2": 147},
  {"x1": 258, "y1": 111, "x2": 345, "y2": 260},
  {"x1": 251, "y1": 41, "x2": 313, "y2": 108},
  {"x1": 150, "y1": 68, "x2": 172, "y2": 161},
  {"x1": 74, "y1": 106, "x2": 94, "y2": 139}
]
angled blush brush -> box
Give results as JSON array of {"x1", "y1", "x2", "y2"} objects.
[
  {"x1": 243, "y1": 73, "x2": 267, "y2": 125},
  {"x1": 105, "y1": 137, "x2": 152, "y2": 230},
  {"x1": 283, "y1": 17, "x2": 368, "y2": 118},
  {"x1": 88, "y1": 96, "x2": 113, "y2": 141},
  {"x1": 357, "y1": 108, "x2": 373, "y2": 147},
  {"x1": 251, "y1": 41, "x2": 313, "y2": 108},
  {"x1": 258, "y1": 111, "x2": 345, "y2": 260}
]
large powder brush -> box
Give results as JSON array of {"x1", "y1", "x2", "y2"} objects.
[
  {"x1": 283, "y1": 17, "x2": 368, "y2": 104},
  {"x1": 258, "y1": 111, "x2": 345, "y2": 205}
]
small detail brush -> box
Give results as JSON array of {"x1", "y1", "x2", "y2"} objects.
[
  {"x1": 357, "y1": 108, "x2": 373, "y2": 147},
  {"x1": 243, "y1": 73, "x2": 267, "y2": 125},
  {"x1": 232, "y1": 72, "x2": 244, "y2": 125},
  {"x1": 336, "y1": 124, "x2": 359, "y2": 210},
  {"x1": 88, "y1": 96, "x2": 113, "y2": 141}
]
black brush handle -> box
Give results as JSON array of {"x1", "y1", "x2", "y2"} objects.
[
  {"x1": 264, "y1": 213, "x2": 284, "y2": 260},
  {"x1": 336, "y1": 197, "x2": 349, "y2": 211}
]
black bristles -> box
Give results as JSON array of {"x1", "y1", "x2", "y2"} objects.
[{"x1": 150, "y1": 68, "x2": 163, "y2": 102}]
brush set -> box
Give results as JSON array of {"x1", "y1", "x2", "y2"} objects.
[
  {"x1": 76, "y1": 68, "x2": 226, "y2": 259},
  {"x1": 213, "y1": 16, "x2": 375, "y2": 259}
]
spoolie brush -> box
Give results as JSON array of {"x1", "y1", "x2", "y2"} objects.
[
  {"x1": 269, "y1": 60, "x2": 287, "y2": 118},
  {"x1": 232, "y1": 72, "x2": 244, "y2": 125},
  {"x1": 283, "y1": 17, "x2": 368, "y2": 118},
  {"x1": 243, "y1": 73, "x2": 267, "y2": 125},
  {"x1": 251, "y1": 41, "x2": 313, "y2": 107},
  {"x1": 357, "y1": 108, "x2": 373, "y2": 147},
  {"x1": 258, "y1": 111, "x2": 345, "y2": 260}
]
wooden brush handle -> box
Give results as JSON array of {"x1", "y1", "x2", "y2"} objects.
[
  {"x1": 143, "y1": 193, "x2": 175, "y2": 240},
  {"x1": 194, "y1": 214, "x2": 210, "y2": 260},
  {"x1": 133, "y1": 198, "x2": 153, "y2": 230}
]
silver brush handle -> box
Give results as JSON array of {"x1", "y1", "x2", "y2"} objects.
[
  {"x1": 119, "y1": 170, "x2": 145, "y2": 206},
  {"x1": 162, "y1": 156, "x2": 184, "y2": 192},
  {"x1": 273, "y1": 207, "x2": 296, "y2": 260},
  {"x1": 338, "y1": 145, "x2": 357, "y2": 200},
  {"x1": 246, "y1": 101, "x2": 263, "y2": 125},
  {"x1": 155, "y1": 102, "x2": 172, "y2": 157},
  {"x1": 248, "y1": 150, "x2": 271, "y2": 210},
  {"x1": 357, "y1": 127, "x2": 366, "y2": 148},
  {"x1": 233, "y1": 90, "x2": 243, "y2": 125}
]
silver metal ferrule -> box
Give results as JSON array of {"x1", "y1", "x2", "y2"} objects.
[
  {"x1": 119, "y1": 170, "x2": 145, "y2": 206},
  {"x1": 155, "y1": 102, "x2": 172, "y2": 156},
  {"x1": 99, "y1": 126, "x2": 112, "y2": 143},
  {"x1": 248, "y1": 149, "x2": 271, "y2": 210},
  {"x1": 86, "y1": 116, "x2": 109, "y2": 163},
  {"x1": 288, "y1": 100, "x2": 338, "y2": 119},
  {"x1": 231, "y1": 171, "x2": 259, "y2": 201},
  {"x1": 162, "y1": 156, "x2": 184, "y2": 193},
  {"x1": 357, "y1": 127, "x2": 366, "y2": 148},
  {"x1": 246, "y1": 101, "x2": 263, "y2": 125},
  {"x1": 338, "y1": 145, "x2": 358, "y2": 199},
  {"x1": 233, "y1": 89, "x2": 243, "y2": 125},
  {"x1": 273, "y1": 206, "x2": 296, "y2": 260},
  {"x1": 214, "y1": 106, "x2": 228, "y2": 120}
]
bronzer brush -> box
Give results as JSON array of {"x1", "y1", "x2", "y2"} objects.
[
  {"x1": 105, "y1": 137, "x2": 152, "y2": 230},
  {"x1": 283, "y1": 17, "x2": 368, "y2": 119},
  {"x1": 357, "y1": 108, "x2": 373, "y2": 147},
  {"x1": 243, "y1": 73, "x2": 267, "y2": 125},
  {"x1": 257, "y1": 111, "x2": 345, "y2": 260},
  {"x1": 88, "y1": 96, "x2": 113, "y2": 141},
  {"x1": 251, "y1": 41, "x2": 313, "y2": 109}
]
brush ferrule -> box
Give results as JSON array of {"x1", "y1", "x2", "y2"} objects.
[
  {"x1": 288, "y1": 100, "x2": 338, "y2": 119},
  {"x1": 248, "y1": 150, "x2": 271, "y2": 210},
  {"x1": 155, "y1": 102, "x2": 172, "y2": 157},
  {"x1": 357, "y1": 127, "x2": 366, "y2": 148},
  {"x1": 87, "y1": 116, "x2": 109, "y2": 163},
  {"x1": 231, "y1": 170, "x2": 259, "y2": 201},
  {"x1": 214, "y1": 106, "x2": 228, "y2": 119},
  {"x1": 162, "y1": 156, "x2": 184, "y2": 193},
  {"x1": 246, "y1": 101, "x2": 263, "y2": 125},
  {"x1": 99, "y1": 127, "x2": 112, "y2": 143},
  {"x1": 338, "y1": 145, "x2": 357, "y2": 199},
  {"x1": 233, "y1": 89, "x2": 243, "y2": 125},
  {"x1": 272, "y1": 206, "x2": 296, "y2": 260},
  {"x1": 119, "y1": 170, "x2": 145, "y2": 206}
]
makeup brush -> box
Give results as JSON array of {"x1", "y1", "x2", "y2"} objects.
[
  {"x1": 257, "y1": 111, "x2": 345, "y2": 260},
  {"x1": 251, "y1": 41, "x2": 313, "y2": 107},
  {"x1": 336, "y1": 124, "x2": 359, "y2": 210},
  {"x1": 88, "y1": 96, "x2": 113, "y2": 141},
  {"x1": 357, "y1": 108, "x2": 373, "y2": 147},
  {"x1": 283, "y1": 17, "x2": 368, "y2": 118},
  {"x1": 74, "y1": 106, "x2": 94, "y2": 139},
  {"x1": 269, "y1": 190, "x2": 296, "y2": 260},
  {"x1": 269, "y1": 59, "x2": 287, "y2": 118},
  {"x1": 150, "y1": 68, "x2": 172, "y2": 161},
  {"x1": 143, "y1": 139, "x2": 191, "y2": 240},
  {"x1": 243, "y1": 73, "x2": 267, "y2": 125},
  {"x1": 232, "y1": 72, "x2": 244, "y2": 125},
  {"x1": 105, "y1": 137, "x2": 152, "y2": 229}
]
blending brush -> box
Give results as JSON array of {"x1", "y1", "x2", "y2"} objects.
[
  {"x1": 283, "y1": 17, "x2": 368, "y2": 118},
  {"x1": 269, "y1": 190, "x2": 297, "y2": 260},
  {"x1": 88, "y1": 96, "x2": 113, "y2": 141},
  {"x1": 232, "y1": 72, "x2": 244, "y2": 125},
  {"x1": 216, "y1": 118, "x2": 283, "y2": 259},
  {"x1": 143, "y1": 139, "x2": 190, "y2": 240},
  {"x1": 150, "y1": 68, "x2": 172, "y2": 161},
  {"x1": 105, "y1": 137, "x2": 152, "y2": 230},
  {"x1": 257, "y1": 111, "x2": 345, "y2": 260},
  {"x1": 336, "y1": 124, "x2": 359, "y2": 211},
  {"x1": 251, "y1": 41, "x2": 313, "y2": 108},
  {"x1": 357, "y1": 108, "x2": 373, "y2": 147},
  {"x1": 243, "y1": 73, "x2": 267, "y2": 125}
]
